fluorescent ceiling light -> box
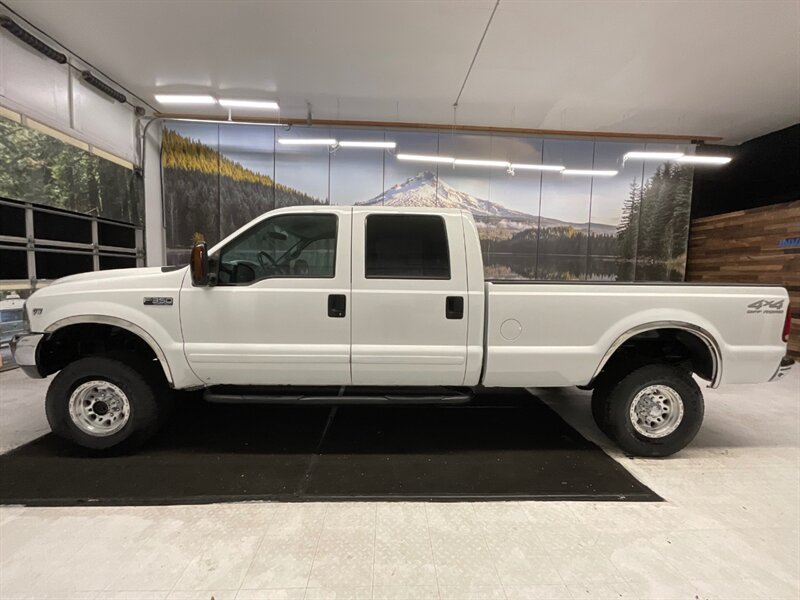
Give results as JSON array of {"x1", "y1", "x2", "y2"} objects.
[
  {"x1": 454, "y1": 159, "x2": 510, "y2": 168},
  {"x1": 510, "y1": 163, "x2": 565, "y2": 172},
  {"x1": 218, "y1": 99, "x2": 279, "y2": 110},
  {"x1": 278, "y1": 138, "x2": 337, "y2": 146},
  {"x1": 338, "y1": 140, "x2": 396, "y2": 149},
  {"x1": 397, "y1": 153, "x2": 455, "y2": 164},
  {"x1": 155, "y1": 94, "x2": 216, "y2": 105},
  {"x1": 676, "y1": 155, "x2": 732, "y2": 165},
  {"x1": 562, "y1": 169, "x2": 618, "y2": 177},
  {"x1": 624, "y1": 151, "x2": 684, "y2": 161}
]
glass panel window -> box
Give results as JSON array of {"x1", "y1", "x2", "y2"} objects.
[
  {"x1": 216, "y1": 213, "x2": 337, "y2": 284},
  {"x1": 365, "y1": 215, "x2": 450, "y2": 279},
  {"x1": 1, "y1": 309, "x2": 23, "y2": 323}
]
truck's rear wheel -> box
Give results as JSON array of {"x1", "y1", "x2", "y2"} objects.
[
  {"x1": 591, "y1": 386, "x2": 612, "y2": 435},
  {"x1": 590, "y1": 354, "x2": 644, "y2": 437},
  {"x1": 46, "y1": 356, "x2": 163, "y2": 451},
  {"x1": 597, "y1": 364, "x2": 704, "y2": 457}
]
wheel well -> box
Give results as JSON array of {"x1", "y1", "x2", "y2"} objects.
[
  {"x1": 38, "y1": 324, "x2": 166, "y2": 382},
  {"x1": 593, "y1": 327, "x2": 718, "y2": 387}
]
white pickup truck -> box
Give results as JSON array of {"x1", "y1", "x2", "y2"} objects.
[{"x1": 11, "y1": 206, "x2": 793, "y2": 456}]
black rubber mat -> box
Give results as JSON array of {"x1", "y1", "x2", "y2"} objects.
[{"x1": 0, "y1": 390, "x2": 660, "y2": 506}]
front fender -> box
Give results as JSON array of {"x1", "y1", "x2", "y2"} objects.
[{"x1": 44, "y1": 314, "x2": 176, "y2": 384}]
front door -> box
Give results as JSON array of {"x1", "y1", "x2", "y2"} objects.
[
  {"x1": 350, "y1": 209, "x2": 470, "y2": 386},
  {"x1": 180, "y1": 208, "x2": 352, "y2": 386}
]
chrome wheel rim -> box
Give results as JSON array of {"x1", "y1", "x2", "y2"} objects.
[
  {"x1": 68, "y1": 380, "x2": 130, "y2": 437},
  {"x1": 629, "y1": 385, "x2": 684, "y2": 438}
]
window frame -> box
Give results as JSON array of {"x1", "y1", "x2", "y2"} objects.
[
  {"x1": 213, "y1": 213, "x2": 339, "y2": 286},
  {"x1": 364, "y1": 214, "x2": 451, "y2": 281}
]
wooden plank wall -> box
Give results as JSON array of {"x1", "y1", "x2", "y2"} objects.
[{"x1": 686, "y1": 199, "x2": 800, "y2": 358}]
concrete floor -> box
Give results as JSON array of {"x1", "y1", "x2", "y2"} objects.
[{"x1": 0, "y1": 367, "x2": 798, "y2": 600}]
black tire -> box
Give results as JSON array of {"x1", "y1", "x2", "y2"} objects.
[
  {"x1": 590, "y1": 355, "x2": 644, "y2": 437},
  {"x1": 600, "y1": 363, "x2": 704, "y2": 457},
  {"x1": 591, "y1": 384, "x2": 612, "y2": 436},
  {"x1": 46, "y1": 355, "x2": 165, "y2": 452}
]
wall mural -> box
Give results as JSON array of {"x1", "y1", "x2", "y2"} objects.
[
  {"x1": 0, "y1": 116, "x2": 143, "y2": 225},
  {"x1": 162, "y1": 121, "x2": 694, "y2": 280}
]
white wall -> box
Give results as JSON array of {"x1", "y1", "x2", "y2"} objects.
[
  {"x1": 142, "y1": 121, "x2": 164, "y2": 266},
  {"x1": 0, "y1": 23, "x2": 165, "y2": 262},
  {"x1": 0, "y1": 28, "x2": 137, "y2": 163}
]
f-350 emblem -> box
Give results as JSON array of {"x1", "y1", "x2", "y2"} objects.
[{"x1": 143, "y1": 297, "x2": 173, "y2": 306}]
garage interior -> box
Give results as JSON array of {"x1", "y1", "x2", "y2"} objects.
[{"x1": 0, "y1": 1, "x2": 799, "y2": 600}]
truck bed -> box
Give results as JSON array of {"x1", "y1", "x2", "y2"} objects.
[{"x1": 481, "y1": 281, "x2": 788, "y2": 388}]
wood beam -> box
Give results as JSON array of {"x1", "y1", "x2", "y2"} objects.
[{"x1": 155, "y1": 113, "x2": 722, "y2": 143}]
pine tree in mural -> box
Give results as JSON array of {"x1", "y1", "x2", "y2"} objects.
[
  {"x1": 0, "y1": 117, "x2": 141, "y2": 224},
  {"x1": 161, "y1": 128, "x2": 323, "y2": 256},
  {"x1": 616, "y1": 164, "x2": 693, "y2": 280},
  {"x1": 669, "y1": 165, "x2": 693, "y2": 265},
  {"x1": 618, "y1": 180, "x2": 642, "y2": 261}
]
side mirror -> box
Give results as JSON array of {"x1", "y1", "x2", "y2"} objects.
[{"x1": 190, "y1": 241, "x2": 209, "y2": 286}]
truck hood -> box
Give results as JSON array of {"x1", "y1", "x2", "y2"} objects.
[
  {"x1": 29, "y1": 266, "x2": 189, "y2": 305},
  {"x1": 25, "y1": 267, "x2": 188, "y2": 339},
  {"x1": 47, "y1": 266, "x2": 179, "y2": 287},
  {"x1": 24, "y1": 265, "x2": 190, "y2": 334}
]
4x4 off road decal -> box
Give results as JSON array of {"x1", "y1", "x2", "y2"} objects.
[
  {"x1": 143, "y1": 297, "x2": 174, "y2": 306},
  {"x1": 747, "y1": 299, "x2": 784, "y2": 314}
]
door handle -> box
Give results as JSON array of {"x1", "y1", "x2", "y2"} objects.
[
  {"x1": 328, "y1": 294, "x2": 346, "y2": 318},
  {"x1": 445, "y1": 296, "x2": 464, "y2": 319}
]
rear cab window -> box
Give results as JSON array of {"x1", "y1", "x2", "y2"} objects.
[{"x1": 364, "y1": 214, "x2": 450, "y2": 279}]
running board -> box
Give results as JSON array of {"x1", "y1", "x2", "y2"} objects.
[{"x1": 203, "y1": 385, "x2": 473, "y2": 405}]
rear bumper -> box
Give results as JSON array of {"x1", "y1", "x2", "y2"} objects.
[
  {"x1": 769, "y1": 356, "x2": 795, "y2": 382},
  {"x1": 9, "y1": 333, "x2": 45, "y2": 378}
]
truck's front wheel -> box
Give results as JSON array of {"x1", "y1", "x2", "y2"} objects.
[
  {"x1": 46, "y1": 356, "x2": 163, "y2": 451},
  {"x1": 598, "y1": 364, "x2": 704, "y2": 457}
]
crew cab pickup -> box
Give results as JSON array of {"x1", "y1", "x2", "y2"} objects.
[{"x1": 11, "y1": 206, "x2": 794, "y2": 456}]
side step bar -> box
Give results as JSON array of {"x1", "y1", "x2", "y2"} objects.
[{"x1": 204, "y1": 386, "x2": 473, "y2": 405}]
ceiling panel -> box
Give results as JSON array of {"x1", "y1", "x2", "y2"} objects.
[{"x1": 4, "y1": 0, "x2": 799, "y2": 143}]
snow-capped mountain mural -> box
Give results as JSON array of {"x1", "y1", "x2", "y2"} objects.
[
  {"x1": 360, "y1": 171, "x2": 530, "y2": 219},
  {"x1": 160, "y1": 123, "x2": 692, "y2": 281},
  {"x1": 358, "y1": 171, "x2": 617, "y2": 236}
]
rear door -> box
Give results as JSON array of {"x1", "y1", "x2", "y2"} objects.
[{"x1": 350, "y1": 209, "x2": 469, "y2": 386}]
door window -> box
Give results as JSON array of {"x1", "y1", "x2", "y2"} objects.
[
  {"x1": 364, "y1": 215, "x2": 450, "y2": 279},
  {"x1": 216, "y1": 213, "x2": 337, "y2": 284}
]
